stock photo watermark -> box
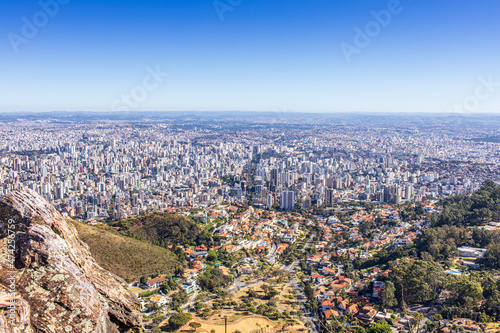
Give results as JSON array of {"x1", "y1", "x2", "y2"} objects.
[
  {"x1": 7, "y1": 0, "x2": 70, "y2": 54},
  {"x1": 213, "y1": 0, "x2": 242, "y2": 21},
  {"x1": 3, "y1": 218, "x2": 21, "y2": 328},
  {"x1": 271, "y1": 106, "x2": 289, "y2": 123},
  {"x1": 111, "y1": 65, "x2": 169, "y2": 112},
  {"x1": 449, "y1": 75, "x2": 500, "y2": 113},
  {"x1": 339, "y1": 0, "x2": 411, "y2": 63}
]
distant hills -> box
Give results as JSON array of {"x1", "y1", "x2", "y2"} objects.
[
  {"x1": 470, "y1": 136, "x2": 500, "y2": 143},
  {"x1": 3, "y1": 111, "x2": 500, "y2": 124}
]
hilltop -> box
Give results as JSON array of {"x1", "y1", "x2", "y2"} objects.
[{"x1": 108, "y1": 212, "x2": 204, "y2": 247}]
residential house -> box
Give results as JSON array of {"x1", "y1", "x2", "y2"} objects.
[
  {"x1": 347, "y1": 304, "x2": 360, "y2": 315},
  {"x1": 337, "y1": 300, "x2": 350, "y2": 312},
  {"x1": 358, "y1": 306, "x2": 377, "y2": 323},
  {"x1": 321, "y1": 267, "x2": 337, "y2": 276},
  {"x1": 457, "y1": 247, "x2": 487, "y2": 258},
  {"x1": 150, "y1": 295, "x2": 171, "y2": 307},
  {"x1": 146, "y1": 276, "x2": 166, "y2": 289},
  {"x1": 372, "y1": 281, "x2": 385, "y2": 298}
]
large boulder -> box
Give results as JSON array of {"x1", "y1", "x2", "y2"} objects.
[{"x1": 0, "y1": 188, "x2": 143, "y2": 332}]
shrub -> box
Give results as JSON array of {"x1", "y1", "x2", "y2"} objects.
[{"x1": 169, "y1": 313, "x2": 192, "y2": 329}]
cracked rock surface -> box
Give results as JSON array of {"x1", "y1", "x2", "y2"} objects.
[{"x1": 0, "y1": 188, "x2": 143, "y2": 333}]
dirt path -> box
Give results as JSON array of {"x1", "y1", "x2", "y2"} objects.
[{"x1": 181, "y1": 316, "x2": 277, "y2": 333}]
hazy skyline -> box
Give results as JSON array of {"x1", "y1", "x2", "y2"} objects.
[{"x1": 1, "y1": 0, "x2": 499, "y2": 113}]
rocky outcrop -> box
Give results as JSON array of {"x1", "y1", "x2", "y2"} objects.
[{"x1": 0, "y1": 188, "x2": 143, "y2": 333}]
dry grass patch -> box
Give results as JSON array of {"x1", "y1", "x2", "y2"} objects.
[
  {"x1": 181, "y1": 316, "x2": 307, "y2": 333},
  {"x1": 485, "y1": 322, "x2": 500, "y2": 333},
  {"x1": 227, "y1": 279, "x2": 301, "y2": 313}
]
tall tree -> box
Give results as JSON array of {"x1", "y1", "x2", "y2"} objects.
[{"x1": 381, "y1": 281, "x2": 397, "y2": 308}]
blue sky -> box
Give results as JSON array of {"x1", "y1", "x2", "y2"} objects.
[{"x1": 1, "y1": 0, "x2": 499, "y2": 113}]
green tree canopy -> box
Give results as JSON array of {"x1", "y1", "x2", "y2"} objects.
[
  {"x1": 367, "y1": 322, "x2": 392, "y2": 333},
  {"x1": 169, "y1": 313, "x2": 192, "y2": 329}
]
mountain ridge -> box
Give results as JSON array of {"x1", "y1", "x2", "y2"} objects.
[{"x1": 0, "y1": 188, "x2": 143, "y2": 333}]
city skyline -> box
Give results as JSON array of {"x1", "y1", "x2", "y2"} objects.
[{"x1": 1, "y1": 108, "x2": 500, "y2": 332}]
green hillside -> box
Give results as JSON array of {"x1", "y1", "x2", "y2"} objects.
[
  {"x1": 108, "y1": 212, "x2": 208, "y2": 247},
  {"x1": 436, "y1": 180, "x2": 500, "y2": 227},
  {"x1": 69, "y1": 219, "x2": 182, "y2": 282}
]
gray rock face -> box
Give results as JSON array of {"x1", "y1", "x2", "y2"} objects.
[{"x1": 0, "y1": 188, "x2": 143, "y2": 333}]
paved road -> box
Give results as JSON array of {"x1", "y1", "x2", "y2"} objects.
[
  {"x1": 302, "y1": 234, "x2": 315, "y2": 253},
  {"x1": 225, "y1": 233, "x2": 321, "y2": 331},
  {"x1": 290, "y1": 275, "x2": 320, "y2": 333},
  {"x1": 285, "y1": 233, "x2": 320, "y2": 333},
  {"x1": 227, "y1": 275, "x2": 270, "y2": 294},
  {"x1": 281, "y1": 233, "x2": 315, "y2": 271},
  {"x1": 265, "y1": 241, "x2": 278, "y2": 263}
]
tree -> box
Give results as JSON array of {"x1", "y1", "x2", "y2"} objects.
[
  {"x1": 151, "y1": 316, "x2": 164, "y2": 333},
  {"x1": 152, "y1": 316, "x2": 164, "y2": 326},
  {"x1": 171, "y1": 290, "x2": 189, "y2": 308},
  {"x1": 303, "y1": 281, "x2": 315, "y2": 300},
  {"x1": 485, "y1": 289, "x2": 500, "y2": 316},
  {"x1": 409, "y1": 313, "x2": 423, "y2": 333},
  {"x1": 380, "y1": 281, "x2": 397, "y2": 309},
  {"x1": 425, "y1": 320, "x2": 439, "y2": 333},
  {"x1": 447, "y1": 275, "x2": 483, "y2": 307},
  {"x1": 207, "y1": 250, "x2": 218, "y2": 262},
  {"x1": 367, "y1": 322, "x2": 392, "y2": 333},
  {"x1": 189, "y1": 322, "x2": 202, "y2": 331},
  {"x1": 268, "y1": 288, "x2": 280, "y2": 299},
  {"x1": 482, "y1": 243, "x2": 500, "y2": 269},
  {"x1": 246, "y1": 288, "x2": 258, "y2": 299},
  {"x1": 391, "y1": 259, "x2": 444, "y2": 309},
  {"x1": 198, "y1": 267, "x2": 232, "y2": 291},
  {"x1": 169, "y1": 313, "x2": 192, "y2": 329}
]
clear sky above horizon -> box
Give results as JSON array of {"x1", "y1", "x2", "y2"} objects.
[{"x1": 1, "y1": 0, "x2": 499, "y2": 113}]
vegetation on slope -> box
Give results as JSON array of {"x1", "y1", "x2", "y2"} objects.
[
  {"x1": 108, "y1": 212, "x2": 213, "y2": 247},
  {"x1": 434, "y1": 180, "x2": 500, "y2": 227},
  {"x1": 70, "y1": 219, "x2": 182, "y2": 282},
  {"x1": 416, "y1": 180, "x2": 500, "y2": 268},
  {"x1": 351, "y1": 181, "x2": 500, "y2": 322}
]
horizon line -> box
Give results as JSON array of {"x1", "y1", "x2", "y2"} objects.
[{"x1": 1, "y1": 110, "x2": 500, "y2": 116}]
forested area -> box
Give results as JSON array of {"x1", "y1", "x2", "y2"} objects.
[
  {"x1": 417, "y1": 180, "x2": 500, "y2": 269},
  {"x1": 433, "y1": 180, "x2": 500, "y2": 227},
  {"x1": 108, "y1": 212, "x2": 216, "y2": 247},
  {"x1": 356, "y1": 181, "x2": 500, "y2": 322},
  {"x1": 380, "y1": 259, "x2": 500, "y2": 321}
]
